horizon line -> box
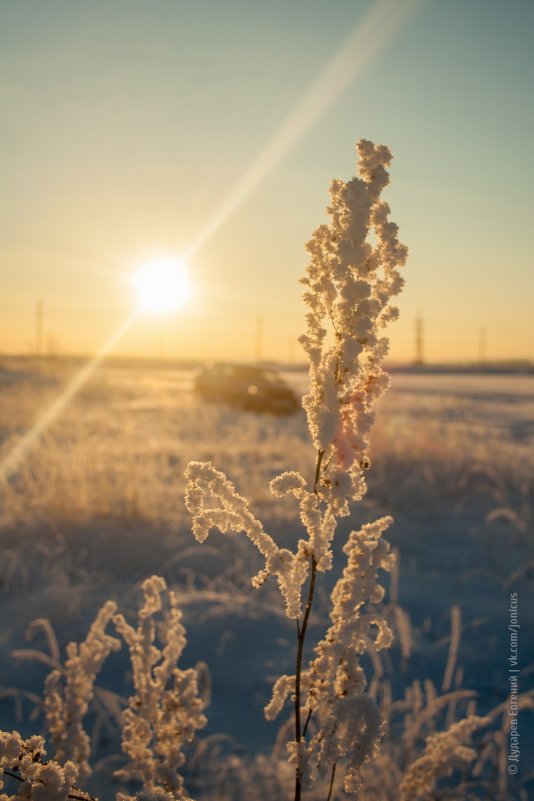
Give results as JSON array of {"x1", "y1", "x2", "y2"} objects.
[{"x1": 1, "y1": 351, "x2": 533, "y2": 371}]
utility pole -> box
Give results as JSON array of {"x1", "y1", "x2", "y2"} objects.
[
  {"x1": 414, "y1": 314, "x2": 424, "y2": 366},
  {"x1": 478, "y1": 326, "x2": 487, "y2": 366},
  {"x1": 47, "y1": 331, "x2": 58, "y2": 358}
]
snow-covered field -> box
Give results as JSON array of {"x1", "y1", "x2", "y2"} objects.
[{"x1": 0, "y1": 357, "x2": 533, "y2": 798}]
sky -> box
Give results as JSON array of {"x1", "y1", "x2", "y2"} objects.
[{"x1": 1, "y1": 0, "x2": 533, "y2": 365}]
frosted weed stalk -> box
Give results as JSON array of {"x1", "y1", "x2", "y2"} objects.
[{"x1": 185, "y1": 139, "x2": 407, "y2": 798}]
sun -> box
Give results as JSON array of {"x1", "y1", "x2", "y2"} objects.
[{"x1": 133, "y1": 257, "x2": 193, "y2": 315}]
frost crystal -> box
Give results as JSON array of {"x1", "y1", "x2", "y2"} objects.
[
  {"x1": 300, "y1": 139, "x2": 407, "y2": 516},
  {"x1": 399, "y1": 716, "x2": 490, "y2": 800},
  {"x1": 113, "y1": 576, "x2": 206, "y2": 800},
  {"x1": 185, "y1": 461, "x2": 310, "y2": 617},
  {"x1": 0, "y1": 731, "x2": 78, "y2": 801},
  {"x1": 267, "y1": 517, "x2": 396, "y2": 791},
  {"x1": 44, "y1": 601, "x2": 121, "y2": 781}
]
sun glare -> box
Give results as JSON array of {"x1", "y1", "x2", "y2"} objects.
[{"x1": 133, "y1": 257, "x2": 193, "y2": 315}]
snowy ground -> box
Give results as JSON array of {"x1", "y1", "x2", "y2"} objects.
[{"x1": 0, "y1": 357, "x2": 533, "y2": 798}]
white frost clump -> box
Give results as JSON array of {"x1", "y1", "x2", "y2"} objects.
[
  {"x1": 267, "y1": 517, "x2": 396, "y2": 791},
  {"x1": 185, "y1": 461, "x2": 310, "y2": 618},
  {"x1": 44, "y1": 601, "x2": 121, "y2": 782},
  {"x1": 0, "y1": 730, "x2": 78, "y2": 801},
  {"x1": 113, "y1": 576, "x2": 207, "y2": 801},
  {"x1": 399, "y1": 715, "x2": 490, "y2": 800},
  {"x1": 300, "y1": 139, "x2": 407, "y2": 513}
]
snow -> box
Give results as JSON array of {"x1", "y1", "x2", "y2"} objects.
[{"x1": 0, "y1": 358, "x2": 532, "y2": 798}]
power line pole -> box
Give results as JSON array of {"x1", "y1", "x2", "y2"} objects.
[
  {"x1": 414, "y1": 314, "x2": 424, "y2": 366},
  {"x1": 478, "y1": 326, "x2": 487, "y2": 366}
]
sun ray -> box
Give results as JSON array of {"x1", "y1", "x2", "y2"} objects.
[
  {"x1": 0, "y1": 312, "x2": 138, "y2": 487},
  {"x1": 184, "y1": 0, "x2": 422, "y2": 262}
]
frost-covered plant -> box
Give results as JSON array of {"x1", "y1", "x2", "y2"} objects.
[
  {"x1": 0, "y1": 730, "x2": 79, "y2": 801},
  {"x1": 278, "y1": 517, "x2": 395, "y2": 794},
  {"x1": 112, "y1": 576, "x2": 207, "y2": 801},
  {"x1": 399, "y1": 715, "x2": 490, "y2": 801},
  {"x1": 3, "y1": 578, "x2": 207, "y2": 801},
  {"x1": 299, "y1": 139, "x2": 406, "y2": 502},
  {"x1": 44, "y1": 602, "x2": 121, "y2": 782},
  {"x1": 185, "y1": 139, "x2": 407, "y2": 799}
]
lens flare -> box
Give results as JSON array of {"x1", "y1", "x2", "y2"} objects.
[
  {"x1": 184, "y1": 0, "x2": 421, "y2": 262},
  {"x1": 0, "y1": 313, "x2": 137, "y2": 487}
]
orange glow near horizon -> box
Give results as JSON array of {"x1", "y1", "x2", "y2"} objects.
[{"x1": 1, "y1": 2, "x2": 534, "y2": 366}]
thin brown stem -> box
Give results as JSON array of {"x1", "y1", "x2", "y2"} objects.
[
  {"x1": 326, "y1": 762, "x2": 337, "y2": 801},
  {"x1": 314, "y1": 449, "x2": 325, "y2": 495},
  {"x1": 302, "y1": 707, "x2": 313, "y2": 738},
  {"x1": 294, "y1": 555, "x2": 318, "y2": 801},
  {"x1": 294, "y1": 447, "x2": 324, "y2": 801}
]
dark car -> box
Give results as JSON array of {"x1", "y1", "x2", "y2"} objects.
[{"x1": 193, "y1": 363, "x2": 300, "y2": 415}]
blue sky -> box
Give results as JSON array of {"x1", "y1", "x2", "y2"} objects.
[{"x1": 1, "y1": 0, "x2": 533, "y2": 362}]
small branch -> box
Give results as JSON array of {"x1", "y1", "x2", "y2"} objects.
[
  {"x1": 313, "y1": 449, "x2": 325, "y2": 495},
  {"x1": 302, "y1": 707, "x2": 313, "y2": 738},
  {"x1": 294, "y1": 556, "x2": 317, "y2": 801},
  {"x1": 326, "y1": 761, "x2": 337, "y2": 801},
  {"x1": 3, "y1": 770, "x2": 24, "y2": 783},
  {"x1": 295, "y1": 558, "x2": 317, "y2": 741},
  {"x1": 294, "y1": 446, "x2": 325, "y2": 801},
  {"x1": 325, "y1": 297, "x2": 339, "y2": 340}
]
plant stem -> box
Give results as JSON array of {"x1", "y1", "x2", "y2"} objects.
[
  {"x1": 294, "y1": 555, "x2": 317, "y2": 801},
  {"x1": 313, "y1": 449, "x2": 325, "y2": 495},
  {"x1": 326, "y1": 762, "x2": 337, "y2": 801},
  {"x1": 294, "y1": 448, "x2": 324, "y2": 801},
  {"x1": 302, "y1": 707, "x2": 313, "y2": 738}
]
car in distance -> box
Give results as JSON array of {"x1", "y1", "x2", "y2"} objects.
[{"x1": 193, "y1": 363, "x2": 300, "y2": 415}]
